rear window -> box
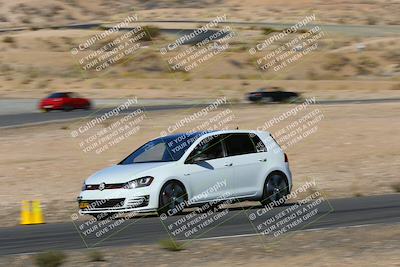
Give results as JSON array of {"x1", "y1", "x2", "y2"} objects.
[
  {"x1": 250, "y1": 133, "x2": 267, "y2": 152},
  {"x1": 223, "y1": 133, "x2": 256, "y2": 156},
  {"x1": 47, "y1": 93, "x2": 67, "y2": 98}
]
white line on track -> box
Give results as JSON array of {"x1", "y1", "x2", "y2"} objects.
[{"x1": 182, "y1": 221, "x2": 400, "y2": 242}]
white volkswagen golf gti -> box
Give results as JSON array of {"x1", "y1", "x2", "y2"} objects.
[{"x1": 78, "y1": 130, "x2": 292, "y2": 218}]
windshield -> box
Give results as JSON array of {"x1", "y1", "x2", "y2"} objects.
[
  {"x1": 119, "y1": 132, "x2": 209, "y2": 164},
  {"x1": 47, "y1": 92, "x2": 68, "y2": 98}
]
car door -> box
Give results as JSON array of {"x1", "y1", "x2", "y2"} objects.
[
  {"x1": 76, "y1": 94, "x2": 88, "y2": 108},
  {"x1": 67, "y1": 93, "x2": 81, "y2": 108},
  {"x1": 221, "y1": 133, "x2": 268, "y2": 198},
  {"x1": 60, "y1": 93, "x2": 73, "y2": 108},
  {"x1": 182, "y1": 134, "x2": 234, "y2": 203}
]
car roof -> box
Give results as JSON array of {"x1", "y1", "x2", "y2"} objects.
[
  {"x1": 161, "y1": 130, "x2": 269, "y2": 141},
  {"x1": 160, "y1": 131, "x2": 213, "y2": 140},
  {"x1": 213, "y1": 129, "x2": 269, "y2": 134},
  {"x1": 200, "y1": 130, "x2": 271, "y2": 139}
]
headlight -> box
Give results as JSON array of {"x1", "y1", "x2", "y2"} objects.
[{"x1": 125, "y1": 176, "x2": 154, "y2": 189}]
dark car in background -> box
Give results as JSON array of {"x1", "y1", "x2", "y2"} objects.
[
  {"x1": 39, "y1": 92, "x2": 91, "y2": 112},
  {"x1": 247, "y1": 87, "x2": 300, "y2": 103}
]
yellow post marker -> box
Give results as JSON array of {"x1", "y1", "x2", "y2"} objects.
[
  {"x1": 31, "y1": 200, "x2": 45, "y2": 224},
  {"x1": 20, "y1": 200, "x2": 32, "y2": 225}
]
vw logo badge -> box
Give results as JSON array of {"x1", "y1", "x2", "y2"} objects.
[{"x1": 99, "y1": 183, "x2": 106, "y2": 191}]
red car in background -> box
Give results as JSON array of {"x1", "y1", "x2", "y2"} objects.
[{"x1": 39, "y1": 92, "x2": 91, "y2": 112}]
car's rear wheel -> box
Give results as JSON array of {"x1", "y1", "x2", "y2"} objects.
[
  {"x1": 158, "y1": 181, "x2": 187, "y2": 216},
  {"x1": 261, "y1": 172, "x2": 289, "y2": 206},
  {"x1": 63, "y1": 105, "x2": 73, "y2": 111}
]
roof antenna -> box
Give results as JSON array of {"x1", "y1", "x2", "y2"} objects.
[{"x1": 236, "y1": 126, "x2": 239, "y2": 130}]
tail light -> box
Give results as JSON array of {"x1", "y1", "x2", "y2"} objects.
[{"x1": 284, "y1": 153, "x2": 288, "y2": 162}]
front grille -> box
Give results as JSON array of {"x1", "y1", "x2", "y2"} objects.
[
  {"x1": 82, "y1": 198, "x2": 125, "y2": 209},
  {"x1": 85, "y1": 183, "x2": 126, "y2": 190}
]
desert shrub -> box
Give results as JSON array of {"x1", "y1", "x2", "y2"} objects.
[
  {"x1": 383, "y1": 50, "x2": 400, "y2": 62},
  {"x1": 366, "y1": 16, "x2": 377, "y2": 25},
  {"x1": 391, "y1": 83, "x2": 400, "y2": 90},
  {"x1": 357, "y1": 56, "x2": 378, "y2": 68},
  {"x1": 21, "y1": 17, "x2": 31, "y2": 24},
  {"x1": 0, "y1": 15, "x2": 8, "y2": 22},
  {"x1": 322, "y1": 55, "x2": 350, "y2": 71},
  {"x1": 34, "y1": 251, "x2": 66, "y2": 267},
  {"x1": 392, "y1": 183, "x2": 400, "y2": 192},
  {"x1": 3, "y1": 36, "x2": 14, "y2": 43},
  {"x1": 21, "y1": 78, "x2": 32, "y2": 85},
  {"x1": 355, "y1": 65, "x2": 371, "y2": 75},
  {"x1": 36, "y1": 79, "x2": 50, "y2": 89},
  {"x1": 262, "y1": 27, "x2": 280, "y2": 35},
  {"x1": 307, "y1": 69, "x2": 319, "y2": 80},
  {"x1": 88, "y1": 250, "x2": 105, "y2": 262},
  {"x1": 141, "y1": 25, "x2": 161, "y2": 40},
  {"x1": 159, "y1": 239, "x2": 185, "y2": 251},
  {"x1": 0, "y1": 63, "x2": 12, "y2": 73}
]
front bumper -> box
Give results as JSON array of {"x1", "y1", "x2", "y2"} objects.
[{"x1": 78, "y1": 187, "x2": 158, "y2": 214}]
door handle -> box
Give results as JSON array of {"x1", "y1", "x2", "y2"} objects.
[
  {"x1": 184, "y1": 173, "x2": 190, "y2": 176},
  {"x1": 224, "y1": 163, "x2": 233, "y2": 167},
  {"x1": 258, "y1": 158, "x2": 267, "y2": 162}
]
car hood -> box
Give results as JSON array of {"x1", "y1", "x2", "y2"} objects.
[{"x1": 86, "y1": 162, "x2": 175, "y2": 184}]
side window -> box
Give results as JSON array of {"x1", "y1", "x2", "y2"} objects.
[
  {"x1": 249, "y1": 133, "x2": 267, "y2": 152},
  {"x1": 187, "y1": 135, "x2": 224, "y2": 162},
  {"x1": 223, "y1": 133, "x2": 257, "y2": 156}
]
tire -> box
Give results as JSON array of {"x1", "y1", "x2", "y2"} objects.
[
  {"x1": 63, "y1": 105, "x2": 73, "y2": 111},
  {"x1": 261, "y1": 97, "x2": 273, "y2": 103},
  {"x1": 250, "y1": 98, "x2": 262, "y2": 104},
  {"x1": 157, "y1": 181, "x2": 187, "y2": 216},
  {"x1": 260, "y1": 172, "x2": 289, "y2": 206},
  {"x1": 286, "y1": 96, "x2": 299, "y2": 103}
]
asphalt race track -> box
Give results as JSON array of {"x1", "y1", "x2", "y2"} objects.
[
  {"x1": 0, "y1": 104, "x2": 199, "y2": 128},
  {"x1": 0, "y1": 194, "x2": 399, "y2": 255},
  {"x1": 1, "y1": 97, "x2": 400, "y2": 128}
]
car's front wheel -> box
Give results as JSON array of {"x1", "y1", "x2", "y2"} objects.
[
  {"x1": 261, "y1": 172, "x2": 289, "y2": 206},
  {"x1": 157, "y1": 181, "x2": 187, "y2": 216}
]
